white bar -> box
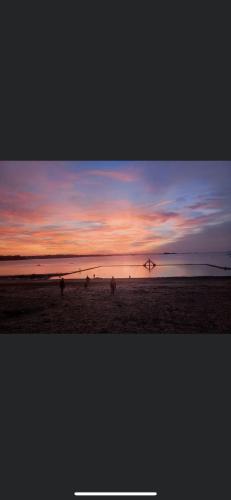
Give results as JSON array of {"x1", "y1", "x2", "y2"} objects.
[{"x1": 74, "y1": 494, "x2": 157, "y2": 497}]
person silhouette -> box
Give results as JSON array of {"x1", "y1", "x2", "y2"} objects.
[
  {"x1": 60, "y1": 277, "x2": 65, "y2": 296},
  {"x1": 110, "y1": 276, "x2": 116, "y2": 295},
  {"x1": 84, "y1": 275, "x2": 90, "y2": 289}
]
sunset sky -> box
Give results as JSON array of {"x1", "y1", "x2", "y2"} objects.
[{"x1": 0, "y1": 161, "x2": 230, "y2": 255}]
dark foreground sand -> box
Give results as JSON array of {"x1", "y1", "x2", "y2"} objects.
[{"x1": 0, "y1": 277, "x2": 231, "y2": 334}]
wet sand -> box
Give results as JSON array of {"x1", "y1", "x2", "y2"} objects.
[{"x1": 0, "y1": 277, "x2": 231, "y2": 334}]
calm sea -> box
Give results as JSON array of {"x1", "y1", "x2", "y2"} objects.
[{"x1": 0, "y1": 253, "x2": 231, "y2": 278}]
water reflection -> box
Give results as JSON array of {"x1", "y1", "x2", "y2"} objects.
[{"x1": 0, "y1": 253, "x2": 231, "y2": 279}]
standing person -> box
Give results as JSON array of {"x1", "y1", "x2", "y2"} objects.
[
  {"x1": 84, "y1": 275, "x2": 90, "y2": 289},
  {"x1": 110, "y1": 276, "x2": 116, "y2": 295},
  {"x1": 60, "y1": 277, "x2": 65, "y2": 297}
]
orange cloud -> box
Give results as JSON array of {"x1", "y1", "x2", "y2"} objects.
[{"x1": 0, "y1": 198, "x2": 187, "y2": 255}]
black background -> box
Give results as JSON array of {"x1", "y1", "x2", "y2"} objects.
[
  {"x1": 0, "y1": 4, "x2": 231, "y2": 499},
  {"x1": 1, "y1": 335, "x2": 231, "y2": 500}
]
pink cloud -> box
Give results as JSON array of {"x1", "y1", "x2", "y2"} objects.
[
  {"x1": 137, "y1": 211, "x2": 181, "y2": 223},
  {"x1": 84, "y1": 169, "x2": 139, "y2": 182},
  {"x1": 175, "y1": 213, "x2": 222, "y2": 229},
  {"x1": 188, "y1": 201, "x2": 222, "y2": 210}
]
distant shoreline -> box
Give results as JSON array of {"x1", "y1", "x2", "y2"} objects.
[
  {"x1": 0, "y1": 253, "x2": 178, "y2": 261},
  {"x1": 0, "y1": 251, "x2": 230, "y2": 262}
]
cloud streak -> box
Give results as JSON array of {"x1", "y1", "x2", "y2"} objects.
[{"x1": 0, "y1": 161, "x2": 230, "y2": 254}]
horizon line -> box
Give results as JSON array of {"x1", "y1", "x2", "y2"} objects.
[{"x1": 0, "y1": 250, "x2": 229, "y2": 258}]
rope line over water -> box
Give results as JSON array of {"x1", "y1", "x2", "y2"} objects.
[
  {"x1": 63, "y1": 262, "x2": 231, "y2": 277},
  {"x1": 1, "y1": 261, "x2": 230, "y2": 280}
]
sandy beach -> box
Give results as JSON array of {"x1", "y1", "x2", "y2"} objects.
[{"x1": 0, "y1": 277, "x2": 231, "y2": 333}]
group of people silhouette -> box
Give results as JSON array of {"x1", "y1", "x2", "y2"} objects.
[{"x1": 59, "y1": 275, "x2": 117, "y2": 296}]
